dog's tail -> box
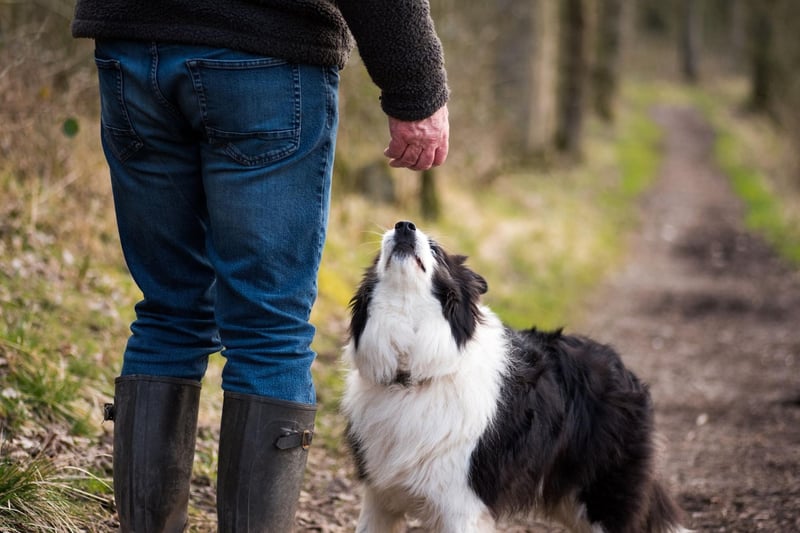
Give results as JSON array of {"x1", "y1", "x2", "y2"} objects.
[{"x1": 642, "y1": 480, "x2": 691, "y2": 533}]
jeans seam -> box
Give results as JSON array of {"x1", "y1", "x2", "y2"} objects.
[
  {"x1": 149, "y1": 42, "x2": 182, "y2": 122},
  {"x1": 96, "y1": 57, "x2": 144, "y2": 161},
  {"x1": 294, "y1": 62, "x2": 302, "y2": 146},
  {"x1": 315, "y1": 67, "x2": 337, "y2": 269},
  {"x1": 325, "y1": 67, "x2": 337, "y2": 129}
]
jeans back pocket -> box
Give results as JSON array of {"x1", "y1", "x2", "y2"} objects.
[
  {"x1": 95, "y1": 56, "x2": 144, "y2": 162},
  {"x1": 187, "y1": 57, "x2": 301, "y2": 167}
]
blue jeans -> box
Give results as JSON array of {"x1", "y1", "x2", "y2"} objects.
[{"x1": 94, "y1": 40, "x2": 339, "y2": 404}]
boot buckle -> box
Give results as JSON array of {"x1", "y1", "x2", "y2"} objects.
[
  {"x1": 103, "y1": 403, "x2": 116, "y2": 422},
  {"x1": 275, "y1": 428, "x2": 314, "y2": 450},
  {"x1": 301, "y1": 429, "x2": 313, "y2": 450}
]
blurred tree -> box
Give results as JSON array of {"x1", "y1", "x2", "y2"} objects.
[
  {"x1": 420, "y1": 169, "x2": 440, "y2": 221},
  {"x1": 637, "y1": 0, "x2": 672, "y2": 35},
  {"x1": 528, "y1": 0, "x2": 560, "y2": 155},
  {"x1": 728, "y1": 0, "x2": 746, "y2": 67},
  {"x1": 492, "y1": 0, "x2": 539, "y2": 159},
  {"x1": 746, "y1": 0, "x2": 774, "y2": 112},
  {"x1": 770, "y1": 0, "x2": 800, "y2": 179},
  {"x1": 491, "y1": 0, "x2": 559, "y2": 161},
  {"x1": 591, "y1": 0, "x2": 623, "y2": 121},
  {"x1": 678, "y1": 0, "x2": 700, "y2": 83},
  {"x1": 555, "y1": 0, "x2": 587, "y2": 155}
]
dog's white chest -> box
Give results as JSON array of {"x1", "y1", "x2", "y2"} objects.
[
  {"x1": 343, "y1": 309, "x2": 509, "y2": 495},
  {"x1": 351, "y1": 295, "x2": 461, "y2": 385}
]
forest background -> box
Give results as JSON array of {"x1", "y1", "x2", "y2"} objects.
[{"x1": 1, "y1": 0, "x2": 799, "y2": 531}]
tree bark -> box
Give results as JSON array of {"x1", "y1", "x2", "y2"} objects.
[
  {"x1": 678, "y1": 0, "x2": 700, "y2": 83},
  {"x1": 493, "y1": 0, "x2": 539, "y2": 158},
  {"x1": 420, "y1": 169, "x2": 440, "y2": 221},
  {"x1": 747, "y1": 0, "x2": 773, "y2": 112},
  {"x1": 555, "y1": 0, "x2": 587, "y2": 155},
  {"x1": 592, "y1": 0, "x2": 623, "y2": 121}
]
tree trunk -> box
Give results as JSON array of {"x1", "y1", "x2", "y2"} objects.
[
  {"x1": 678, "y1": 0, "x2": 700, "y2": 83},
  {"x1": 555, "y1": 0, "x2": 587, "y2": 155},
  {"x1": 493, "y1": 0, "x2": 539, "y2": 159},
  {"x1": 527, "y1": 0, "x2": 559, "y2": 154},
  {"x1": 592, "y1": 0, "x2": 623, "y2": 121},
  {"x1": 769, "y1": 0, "x2": 800, "y2": 182},
  {"x1": 747, "y1": 0, "x2": 773, "y2": 112},
  {"x1": 420, "y1": 169, "x2": 440, "y2": 221}
]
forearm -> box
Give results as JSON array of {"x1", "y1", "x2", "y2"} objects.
[{"x1": 336, "y1": 0, "x2": 449, "y2": 121}]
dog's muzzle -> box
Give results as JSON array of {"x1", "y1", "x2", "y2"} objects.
[{"x1": 389, "y1": 220, "x2": 425, "y2": 272}]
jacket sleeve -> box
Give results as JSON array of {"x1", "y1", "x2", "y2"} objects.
[{"x1": 335, "y1": 0, "x2": 449, "y2": 121}]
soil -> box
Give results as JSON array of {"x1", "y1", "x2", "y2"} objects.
[
  {"x1": 292, "y1": 105, "x2": 800, "y2": 532},
  {"x1": 573, "y1": 106, "x2": 800, "y2": 533}
]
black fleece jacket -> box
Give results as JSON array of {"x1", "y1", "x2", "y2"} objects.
[{"x1": 71, "y1": 0, "x2": 448, "y2": 121}]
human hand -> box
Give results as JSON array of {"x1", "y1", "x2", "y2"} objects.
[{"x1": 384, "y1": 104, "x2": 449, "y2": 171}]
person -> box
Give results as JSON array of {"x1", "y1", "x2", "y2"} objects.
[{"x1": 71, "y1": 2, "x2": 449, "y2": 531}]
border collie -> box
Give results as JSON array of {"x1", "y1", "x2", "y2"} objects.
[{"x1": 341, "y1": 221, "x2": 687, "y2": 533}]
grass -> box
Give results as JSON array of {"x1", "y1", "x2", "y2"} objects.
[
  {"x1": 0, "y1": 450, "x2": 112, "y2": 532},
  {"x1": 716, "y1": 132, "x2": 800, "y2": 264},
  {"x1": 712, "y1": 114, "x2": 800, "y2": 266}
]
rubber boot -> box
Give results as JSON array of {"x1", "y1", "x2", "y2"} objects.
[
  {"x1": 105, "y1": 375, "x2": 201, "y2": 533},
  {"x1": 216, "y1": 392, "x2": 316, "y2": 533}
]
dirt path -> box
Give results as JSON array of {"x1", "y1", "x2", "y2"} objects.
[
  {"x1": 565, "y1": 106, "x2": 800, "y2": 531},
  {"x1": 294, "y1": 106, "x2": 800, "y2": 532}
]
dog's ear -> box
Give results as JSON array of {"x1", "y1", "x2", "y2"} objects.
[
  {"x1": 349, "y1": 258, "x2": 379, "y2": 349},
  {"x1": 473, "y1": 272, "x2": 488, "y2": 295},
  {"x1": 453, "y1": 255, "x2": 488, "y2": 295}
]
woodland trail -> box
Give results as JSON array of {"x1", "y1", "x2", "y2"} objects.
[
  {"x1": 198, "y1": 106, "x2": 800, "y2": 532},
  {"x1": 534, "y1": 105, "x2": 800, "y2": 532}
]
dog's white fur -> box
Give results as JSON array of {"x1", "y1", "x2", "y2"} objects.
[{"x1": 342, "y1": 226, "x2": 509, "y2": 532}]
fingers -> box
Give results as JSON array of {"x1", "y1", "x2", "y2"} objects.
[
  {"x1": 385, "y1": 144, "x2": 436, "y2": 170},
  {"x1": 384, "y1": 105, "x2": 450, "y2": 171}
]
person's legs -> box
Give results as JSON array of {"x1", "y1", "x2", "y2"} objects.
[
  {"x1": 96, "y1": 40, "x2": 221, "y2": 380},
  {"x1": 103, "y1": 38, "x2": 338, "y2": 404},
  {"x1": 95, "y1": 39, "x2": 219, "y2": 531},
  {"x1": 183, "y1": 50, "x2": 340, "y2": 531},
  {"x1": 97, "y1": 38, "x2": 339, "y2": 530},
  {"x1": 189, "y1": 53, "x2": 339, "y2": 404}
]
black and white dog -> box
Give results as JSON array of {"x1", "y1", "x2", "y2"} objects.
[{"x1": 342, "y1": 221, "x2": 687, "y2": 533}]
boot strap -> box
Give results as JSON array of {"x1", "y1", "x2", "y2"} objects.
[{"x1": 275, "y1": 429, "x2": 313, "y2": 450}]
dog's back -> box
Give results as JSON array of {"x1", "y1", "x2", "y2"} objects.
[{"x1": 471, "y1": 328, "x2": 684, "y2": 532}]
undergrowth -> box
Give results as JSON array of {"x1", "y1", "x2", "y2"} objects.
[
  {"x1": 716, "y1": 132, "x2": 800, "y2": 265},
  {"x1": 0, "y1": 447, "x2": 112, "y2": 532},
  {"x1": 711, "y1": 114, "x2": 800, "y2": 266}
]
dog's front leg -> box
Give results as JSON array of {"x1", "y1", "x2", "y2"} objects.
[
  {"x1": 429, "y1": 492, "x2": 496, "y2": 533},
  {"x1": 355, "y1": 488, "x2": 405, "y2": 533}
]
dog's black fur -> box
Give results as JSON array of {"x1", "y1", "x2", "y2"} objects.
[
  {"x1": 345, "y1": 222, "x2": 685, "y2": 532},
  {"x1": 469, "y1": 327, "x2": 682, "y2": 530}
]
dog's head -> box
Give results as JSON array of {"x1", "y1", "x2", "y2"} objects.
[{"x1": 349, "y1": 221, "x2": 488, "y2": 351}]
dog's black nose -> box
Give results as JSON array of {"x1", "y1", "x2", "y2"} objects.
[
  {"x1": 395, "y1": 220, "x2": 416, "y2": 234},
  {"x1": 393, "y1": 221, "x2": 417, "y2": 248}
]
